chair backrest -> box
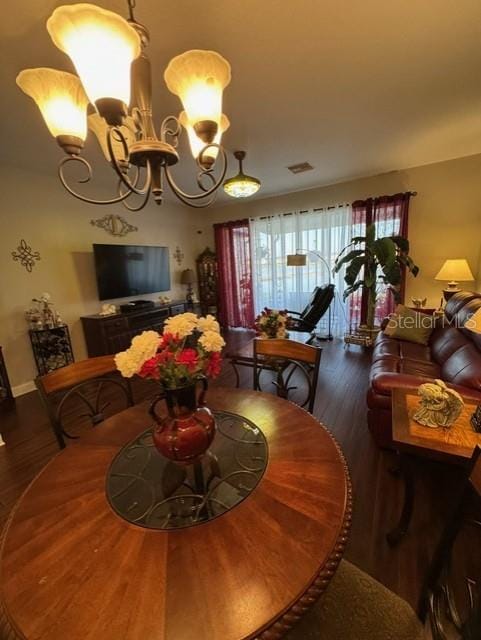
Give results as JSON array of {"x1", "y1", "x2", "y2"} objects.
[
  {"x1": 36, "y1": 355, "x2": 133, "y2": 449},
  {"x1": 419, "y1": 446, "x2": 481, "y2": 639},
  {"x1": 299, "y1": 284, "x2": 335, "y2": 330},
  {"x1": 299, "y1": 286, "x2": 321, "y2": 316},
  {"x1": 253, "y1": 338, "x2": 322, "y2": 413}
]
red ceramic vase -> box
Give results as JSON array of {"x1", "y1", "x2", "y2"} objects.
[{"x1": 149, "y1": 379, "x2": 216, "y2": 464}]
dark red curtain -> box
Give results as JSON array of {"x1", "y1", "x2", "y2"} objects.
[
  {"x1": 214, "y1": 219, "x2": 255, "y2": 328},
  {"x1": 349, "y1": 192, "x2": 411, "y2": 326}
]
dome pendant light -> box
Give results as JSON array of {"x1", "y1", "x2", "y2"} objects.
[{"x1": 223, "y1": 150, "x2": 261, "y2": 198}]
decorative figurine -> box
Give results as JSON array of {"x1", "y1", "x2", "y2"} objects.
[
  {"x1": 99, "y1": 303, "x2": 117, "y2": 316},
  {"x1": 411, "y1": 297, "x2": 427, "y2": 309},
  {"x1": 159, "y1": 295, "x2": 171, "y2": 305},
  {"x1": 413, "y1": 379, "x2": 464, "y2": 428},
  {"x1": 27, "y1": 292, "x2": 64, "y2": 329}
]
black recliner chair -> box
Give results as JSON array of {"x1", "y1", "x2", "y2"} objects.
[{"x1": 287, "y1": 284, "x2": 335, "y2": 344}]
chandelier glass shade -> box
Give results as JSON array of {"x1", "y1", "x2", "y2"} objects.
[
  {"x1": 179, "y1": 112, "x2": 230, "y2": 167},
  {"x1": 47, "y1": 4, "x2": 141, "y2": 109},
  {"x1": 164, "y1": 50, "x2": 231, "y2": 137},
  {"x1": 15, "y1": 1, "x2": 243, "y2": 209},
  {"x1": 223, "y1": 150, "x2": 261, "y2": 198},
  {"x1": 16, "y1": 68, "x2": 89, "y2": 142}
]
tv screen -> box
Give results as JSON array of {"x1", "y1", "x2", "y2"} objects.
[{"x1": 93, "y1": 244, "x2": 171, "y2": 300}]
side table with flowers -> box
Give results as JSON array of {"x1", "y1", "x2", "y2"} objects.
[
  {"x1": 255, "y1": 308, "x2": 290, "y2": 339},
  {"x1": 115, "y1": 313, "x2": 225, "y2": 464}
]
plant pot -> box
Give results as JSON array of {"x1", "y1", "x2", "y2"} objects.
[
  {"x1": 149, "y1": 379, "x2": 216, "y2": 464},
  {"x1": 357, "y1": 324, "x2": 382, "y2": 337}
]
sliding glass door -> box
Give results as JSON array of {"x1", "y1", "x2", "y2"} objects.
[{"x1": 250, "y1": 206, "x2": 351, "y2": 336}]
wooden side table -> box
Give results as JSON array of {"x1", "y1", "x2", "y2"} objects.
[{"x1": 387, "y1": 388, "x2": 481, "y2": 545}]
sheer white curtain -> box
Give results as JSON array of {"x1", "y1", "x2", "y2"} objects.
[{"x1": 250, "y1": 206, "x2": 352, "y2": 336}]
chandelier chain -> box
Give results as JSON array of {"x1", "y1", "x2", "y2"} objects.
[{"x1": 127, "y1": 0, "x2": 136, "y2": 21}]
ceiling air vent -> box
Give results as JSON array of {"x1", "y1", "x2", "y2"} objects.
[{"x1": 287, "y1": 162, "x2": 314, "y2": 174}]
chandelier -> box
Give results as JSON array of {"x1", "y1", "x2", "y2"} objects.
[{"x1": 16, "y1": 1, "x2": 258, "y2": 210}]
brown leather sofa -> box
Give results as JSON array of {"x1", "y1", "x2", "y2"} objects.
[{"x1": 367, "y1": 291, "x2": 481, "y2": 447}]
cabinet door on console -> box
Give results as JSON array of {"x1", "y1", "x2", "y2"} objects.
[{"x1": 170, "y1": 304, "x2": 186, "y2": 316}]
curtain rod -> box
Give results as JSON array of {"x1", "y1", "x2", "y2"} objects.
[
  {"x1": 252, "y1": 191, "x2": 417, "y2": 221},
  {"x1": 255, "y1": 203, "x2": 349, "y2": 221}
]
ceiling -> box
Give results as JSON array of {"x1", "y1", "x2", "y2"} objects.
[{"x1": 2, "y1": 0, "x2": 481, "y2": 205}]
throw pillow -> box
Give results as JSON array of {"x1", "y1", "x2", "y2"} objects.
[{"x1": 384, "y1": 305, "x2": 435, "y2": 345}]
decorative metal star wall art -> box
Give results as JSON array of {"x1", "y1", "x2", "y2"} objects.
[
  {"x1": 90, "y1": 214, "x2": 138, "y2": 237},
  {"x1": 173, "y1": 246, "x2": 184, "y2": 265},
  {"x1": 12, "y1": 239, "x2": 41, "y2": 272}
]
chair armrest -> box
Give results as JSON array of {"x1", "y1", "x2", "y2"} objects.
[{"x1": 287, "y1": 310, "x2": 301, "y2": 316}]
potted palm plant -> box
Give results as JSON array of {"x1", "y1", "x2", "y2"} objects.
[{"x1": 334, "y1": 224, "x2": 419, "y2": 335}]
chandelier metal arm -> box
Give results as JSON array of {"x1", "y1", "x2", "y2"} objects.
[
  {"x1": 163, "y1": 145, "x2": 228, "y2": 202},
  {"x1": 58, "y1": 156, "x2": 138, "y2": 206},
  {"x1": 160, "y1": 116, "x2": 182, "y2": 148},
  {"x1": 163, "y1": 181, "x2": 219, "y2": 208},
  {"x1": 118, "y1": 163, "x2": 153, "y2": 211},
  {"x1": 120, "y1": 180, "x2": 152, "y2": 211},
  {"x1": 107, "y1": 127, "x2": 152, "y2": 196}
]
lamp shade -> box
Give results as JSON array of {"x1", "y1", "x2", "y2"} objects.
[
  {"x1": 435, "y1": 259, "x2": 474, "y2": 282},
  {"x1": 223, "y1": 150, "x2": 261, "y2": 198},
  {"x1": 16, "y1": 68, "x2": 88, "y2": 140},
  {"x1": 179, "y1": 111, "x2": 229, "y2": 164},
  {"x1": 46, "y1": 3, "x2": 141, "y2": 107},
  {"x1": 164, "y1": 50, "x2": 231, "y2": 135},
  {"x1": 223, "y1": 174, "x2": 261, "y2": 198},
  {"x1": 286, "y1": 254, "x2": 307, "y2": 267},
  {"x1": 181, "y1": 269, "x2": 196, "y2": 284},
  {"x1": 465, "y1": 307, "x2": 481, "y2": 335}
]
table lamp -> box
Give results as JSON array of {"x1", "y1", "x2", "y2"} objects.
[
  {"x1": 180, "y1": 268, "x2": 195, "y2": 306},
  {"x1": 434, "y1": 259, "x2": 474, "y2": 301}
]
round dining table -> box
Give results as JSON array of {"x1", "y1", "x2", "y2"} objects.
[{"x1": 0, "y1": 387, "x2": 351, "y2": 640}]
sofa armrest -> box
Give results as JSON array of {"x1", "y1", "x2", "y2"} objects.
[
  {"x1": 371, "y1": 371, "x2": 481, "y2": 402},
  {"x1": 371, "y1": 372, "x2": 433, "y2": 395}
]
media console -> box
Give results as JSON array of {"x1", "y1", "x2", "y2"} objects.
[{"x1": 81, "y1": 300, "x2": 188, "y2": 357}]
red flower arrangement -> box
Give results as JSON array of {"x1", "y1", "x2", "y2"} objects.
[
  {"x1": 254, "y1": 308, "x2": 290, "y2": 338},
  {"x1": 115, "y1": 313, "x2": 225, "y2": 389}
]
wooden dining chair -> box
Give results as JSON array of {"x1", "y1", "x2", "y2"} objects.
[
  {"x1": 285, "y1": 446, "x2": 481, "y2": 640},
  {"x1": 36, "y1": 355, "x2": 133, "y2": 449},
  {"x1": 253, "y1": 338, "x2": 322, "y2": 413}
]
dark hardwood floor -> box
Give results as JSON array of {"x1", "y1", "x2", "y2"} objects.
[{"x1": 0, "y1": 330, "x2": 464, "y2": 610}]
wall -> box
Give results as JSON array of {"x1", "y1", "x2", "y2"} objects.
[
  {"x1": 0, "y1": 164, "x2": 207, "y2": 392},
  {"x1": 206, "y1": 153, "x2": 481, "y2": 305}
]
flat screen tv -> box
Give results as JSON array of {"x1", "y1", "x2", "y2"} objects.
[{"x1": 93, "y1": 244, "x2": 170, "y2": 300}]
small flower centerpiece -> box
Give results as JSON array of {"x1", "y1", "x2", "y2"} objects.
[
  {"x1": 254, "y1": 308, "x2": 290, "y2": 339},
  {"x1": 115, "y1": 313, "x2": 225, "y2": 463}
]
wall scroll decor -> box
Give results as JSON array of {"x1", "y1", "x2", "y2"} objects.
[
  {"x1": 173, "y1": 246, "x2": 184, "y2": 265},
  {"x1": 90, "y1": 214, "x2": 138, "y2": 237},
  {"x1": 12, "y1": 239, "x2": 41, "y2": 272}
]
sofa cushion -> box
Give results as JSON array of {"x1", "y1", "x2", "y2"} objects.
[
  {"x1": 430, "y1": 326, "x2": 471, "y2": 365},
  {"x1": 373, "y1": 333, "x2": 432, "y2": 363},
  {"x1": 441, "y1": 343, "x2": 481, "y2": 391},
  {"x1": 383, "y1": 305, "x2": 435, "y2": 345},
  {"x1": 444, "y1": 291, "x2": 481, "y2": 322}
]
